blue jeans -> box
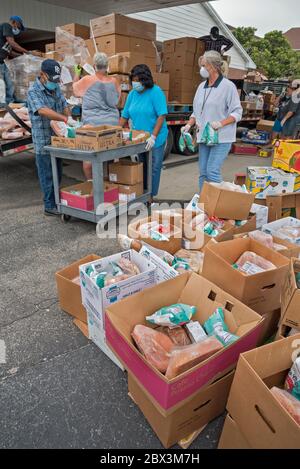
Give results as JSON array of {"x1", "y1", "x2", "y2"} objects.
[
  {"x1": 0, "y1": 62, "x2": 15, "y2": 104},
  {"x1": 36, "y1": 153, "x2": 62, "y2": 210},
  {"x1": 199, "y1": 143, "x2": 232, "y2": 191},
  {"x1": 139, "y1": 143, "x2": 165, "y2": 197}
]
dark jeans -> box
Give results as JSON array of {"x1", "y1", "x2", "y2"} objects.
[
  {"x1": 139, "y1": 143, "x2": 165, "y2": 197},
  {"x1": 0, "y1": 62, "x2": 15, "y2": 104},
  {"x1": 36, "y1": 152, "x2": 62, "y2": 210}
]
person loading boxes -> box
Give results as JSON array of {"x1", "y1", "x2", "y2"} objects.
[
  {"x1": 0, "y1": 16, "x2": 29, "y2": 103},
  {"x1": 27, "y1": 59, "x2": 74, "y2": 216},
  {"x1": 199, "y1": 26, "x2": 233, "y2": 55},
  {"x1": 120, "y1": 64, "x2": 168, "y2": 199},
  {"x1": 73, "y1": 52, "x2": 121, "y2": 180}
]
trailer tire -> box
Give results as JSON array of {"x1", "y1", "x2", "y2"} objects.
[
  {"x1": 174, "y1": 127, "x2": 199, "y2": 156},
  {"x1": 163, "y1": 127, "x2": 174, "y2": 160}
]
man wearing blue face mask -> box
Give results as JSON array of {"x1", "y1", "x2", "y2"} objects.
[
  {"x1": 0, "y1": 16, "x2": 29, "y2": 103},
  {"x1": 27, "y1": 59, "x2": 71, "y2": 216}
]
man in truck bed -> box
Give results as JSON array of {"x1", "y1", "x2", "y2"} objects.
[
  {"x1": 199, "y1": 26, "x2": 233, "y2": 55},
  {"x1": 0, "y1": 16, "x2": 29, "y2": 103}
]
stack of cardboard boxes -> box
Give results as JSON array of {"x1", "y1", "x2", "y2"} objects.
[
  {"x1": 162, "y1": 37, "x2": 205, "y2": 103},
  {"x1": 108, "y1": 160, "x2": 144, "y2": 203},
  {"x1": 6, "y1": 54, "x2": 43, "y2": 102}
]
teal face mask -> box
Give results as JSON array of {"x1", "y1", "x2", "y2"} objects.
[
  {"x1": 45, "y1": 81, "x2": 58, "y2": 91},
  {"x1": 132, "y1": 81, "x2": 144, "y2": 92}
]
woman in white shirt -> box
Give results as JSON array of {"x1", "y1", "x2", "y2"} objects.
[{"x1": 182, "y1": 51, "x2": 242, "y2": 191}]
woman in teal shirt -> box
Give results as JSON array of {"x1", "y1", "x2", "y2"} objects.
[{"x1": 120, "y1": 64, "x2": 168, "y2": 197}]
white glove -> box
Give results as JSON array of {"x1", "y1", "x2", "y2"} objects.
[
  {"x1": 181, "y1": 124, "x2": 191, "y2": 134},
  {"x1": 145, "y1": 134, "x2": 156, "y2": 151},
  {"x1": 67, "y1": 116, "x2": 78, "y2": 127},
  {"x1": 211, "y1": 121, "x2": 223, "y2": 130},
  {"x1": 281, "y1": 119, "x2": 286, "y2": 128}
]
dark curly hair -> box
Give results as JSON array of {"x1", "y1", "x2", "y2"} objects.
[{"x1": 130, "y1": 64, "x2": 154, "y2": 89}]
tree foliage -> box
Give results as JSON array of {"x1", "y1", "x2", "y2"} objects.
[{"x1": 233, "y1": 27, "x2": 300, "y2": 79}]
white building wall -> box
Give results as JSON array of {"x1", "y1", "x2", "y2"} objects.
[{"x1": 129, "y1": 3, "x2": 248, "y2": 70}]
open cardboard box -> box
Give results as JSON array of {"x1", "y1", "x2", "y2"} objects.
[
  {"x1": 226, "y1": 335, "x2": 300, "y2": 448},
  {"x1": 199, "y1": 182, "x2": 255, "y2": 221},
  {"x1": 75, "y1": 125, "x2": 123, "y2": 152},
  {"x1": 128, "y1": 216, "x2": 182, "y2": 255},
  {"x1": 109, "y1": 160, "x2": 143, "y2": 185},
  {"x1": 60, "y1": 181, "x2": 119, "y2": 210},
  {"x1": 218, "y1": 414, "x2": 251, "y2": 449},
  {"x1": 281, "y1": 258, "x2": 300, "y2": 329},
  {"x1": 55, "y1": 254, "x2": 100, "y2": 323},
  {"x1": 266, "y1": 193, "x2": 300, "y2": 222},
  {"x1": 233, "y1": 232, "x2": 300, "y2": 259},
  {"x1": 263, "y1": 216, "x2": 300, "y2": 245},
  {"x1": 128, "y1": 369, "x2": 234, "y2": 449},
  {"x1": 202, "y1": 238, "x2": 289, "y2": 314},
  {"x1": 105, "y1": 272, "x2": 264, "y2": 410}
]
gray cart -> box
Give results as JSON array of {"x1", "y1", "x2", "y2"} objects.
[{"x1": 45, "y1": 143, "x2": 152, "y2": 223}]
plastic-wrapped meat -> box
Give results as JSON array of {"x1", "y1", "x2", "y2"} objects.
[
  {"x1": 248, "y1": 230, "x2": 274, "y2": 249},
  {"x1": 174, "y1": 249, "x2": 204, "y2": 273},
  {"x1": 117, "y1": 258, "x2": 140, "y2": 276},
  {"x1": 132, "y1": 324, "x2": 174, "y2": 373},
  {"x1": 271, "y1": 387, "x2": 300, "y2": 425},
  {"x1": 51, "y1": 120, "x2": 67, "y2": 137},
  {"x1": 1, "y1": 131, "x2": 24, "y2": 139},
  {"x1": 273, "y1": 243, "x2": 288, "y2": 251},
  {"x1": 235, "y1": 251, "x2": 276, "y2": 275},
  {"x1": 278, "y1": 226, "x2": 300, "y2": 240},
  {"x1": 161, "y1": 326, "x2": 191, "y2": 346},
  {"x1": 165, "y1": 337, "x2": 223, "y2": 379}
]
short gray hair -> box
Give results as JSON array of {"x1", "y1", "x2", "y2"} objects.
[
  {"x1": 202, "y1": 50, "x2": 223, "y2": 74},
  {"x1": 93, "y1": 52, "x2": 108, "y2": 71}
]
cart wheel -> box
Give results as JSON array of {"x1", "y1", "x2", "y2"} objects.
[{"x1": 61, "y1": 214, "x2": 71, "y2": 223}]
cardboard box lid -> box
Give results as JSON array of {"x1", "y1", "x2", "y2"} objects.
[
  {"x1": 106, "y1": 272, "x2": 263, "y2": 384},
  {"x1": 200, "y1": 182, "x2": 255, "y2": 221},
  {"x1": 281, "y1": 258, "x2": 300, "y2": 328},
  {"x1": 76, "y1": 125, "x2": 122, "y2": 137}
]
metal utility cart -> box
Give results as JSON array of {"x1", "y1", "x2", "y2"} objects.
[{"x1": 45, "y1": 143, "x2": 152, "y2": 223}]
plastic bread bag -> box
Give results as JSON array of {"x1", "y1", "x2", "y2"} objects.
[
  {"x1": 248, "y1": 230, "x2": 274, "y2": 249},
  {"x1": 132, "y1": 324, "x2": 174, "y2": 373},
  {"x1": 271, "y1": 387, "x2": 300, "y2": 425},
  {"x1": 233, "y1": 251, "x2": 276, "y2": 275},
  {"x1": 146, "y1": 304, "x2": 197, "y2": 328},
  {"x1": 200, "y1": 123, "x2": 219, "y2": 146},
  {"x1": 165, "y1": 337, "x2": 223, "y2": 379},
  {"x1": 285, "y1": 356, "x2": 300, "y2": 400},
  {"x1": 203, "y1": 307, "x2": 239, "y2": 347}
]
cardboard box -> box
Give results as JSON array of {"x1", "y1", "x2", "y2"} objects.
[
  {"x1": 263, "y1": 217, "x2": 300, "y2": 245},
  {"x1": 273, "y1": 139, "x2": 300, "y2": 174},
  {"x1": 257, "y1": 119, "x2": 274, "y2": 133},
  {"x1": 95, "y1": 35, "x2": 155, "y2": 57},
  {"x1": 202, "y1": 238, "x2": 289, "y2": 314},
  {"x1": 90, "y1": 13, "x2": 156, "y2": 41},
  {"x1": 109, "y1": 161, "x2": 143, "y2": 185},
  {"x1": 234, "y1": 232, "x2": 300, "y2": 259},
  {"x1": 60, "y1": 181, "x2": 119, "y2": 211},
  {"x1": 75, "y1": 125, "x2": 123, "y2": 152},
  {"x1": 138, "y1": 244, "x2": 178, "y2": 284},
  {"x1": 232, "y1": 143, "x2": 258, "y2": 155},
  {"x1": 276, "y1": 322, "x2": 300, "y2": 340},
  {"x1": 246, "y1": 166, "x2": 300, "y2": 199},
  {"x1": 85, "y1": 38, "x2": 97, "y2": 57},
  {"x1": 51, "y1": 136, "x2": 76, "y2": 149},
  {"x1": 163, "y1": 40, "x2": 176, "y2": 54},
  {"x1": 128, "y1": 216, "x2": 182, "y2": 255},
  {"x1": 162, "y1": 61, "x2": 193, "y2": 80},
  {"x1": 80, "y1": 250, "x2": 156, "y2": 330},
  {"x1": 169, "y1": 78, "x2": 194, "y2": 94},
  {"x1": 200, "y1": 182, "x2": 255, "y2": 221},
  {"x1": 196, "y1": 40, "x2": 206, "y2": 57},
  {"x1": 152, "y1": 72, "x2": 170, "y2": 91},
  {"x1": 106, "y1": 272, "x2": 263, "y2": 410},
  {"x1": 118, "y1": 91, "x2": 128, "y2": 110},
  {"x1": 258, "y1": 309, "x2": 281, "y2": 345},
  {"x1": 56, "y1": 254, "x2": 100, "y2": 323},
  {"x1": 108, "y1": 52, "x2": 145, "y2": 74},
  {"x1": 87, "y1": 308, "x2": 124, "y2": 370},
  {"x1": 57, "y1": 23, "x2": 90, "y2": 39},
  {"x1": 226, "y1": 335, "x2": 300, "y2": 448},
  {"x1": 45, "y1": 51, "x2": 64, "y2": 62},
  {"x1": 175, "y1": 37, "x2": 197, "y2": 55},
  {"x1": 110, "y1": 74, "x2": 131, "y2": 91},
  {"x1": 129, "y1": 370, "x2": 234, "y2": 448},
  {"x1": 250, "y1": 203, "x2": 269, "y2": 228},
  {"x1": 266, "y1": 192, "x2": 300, "y2": 222},
  {"x1": 73, "y1": 318, "x2": 89, "y2": 338},
  {"x1": 118, "y1": 182, "x2": 143, "y2": 202},
  {"x1": 45, "y1": 43, "x2": 55, "y2": 52},
  {"x1": 281, "y1": 258, "x2": 300, "y2": 329},
  {"x1": 169, "y1": 92, "x2": 194, "y2": 104},
  {"x1": 218, "y1": 414, "x2": 251, "y2": 449},
  {"x1": 163, "y1": 51, "x2": 195, "y2": 69}
]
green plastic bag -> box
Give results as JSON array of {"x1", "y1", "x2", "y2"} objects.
[
  {"x1": 179, "y1": 132, "x2": 196, "y2": 153},
  {"x1": 200, "y1": 123, "x2": 219, "y2": 146},
  {"x1": 146, "y1": 303, "x2": 197, "y2": 327},
  {"x1": 204, "y1": 307, "x2": 238, "y2": 346}
]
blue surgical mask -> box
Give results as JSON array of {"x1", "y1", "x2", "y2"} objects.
[
  {"x1": 132, "y1": 81, "x2": 144, "y2": 92},
  {"x1": 12, "y1": 27, "x2": 20, "y2": 35},
  {"x1": 45, "y1": 81, "x2": 58, "y2": 91}
]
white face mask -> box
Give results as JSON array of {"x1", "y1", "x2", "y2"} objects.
[
  {"x1": 12, "y1": 27, "x2": 20, "y2": 35},
  {"x1": 200, "y1": 66, "x2": 210, "y2": 79}
]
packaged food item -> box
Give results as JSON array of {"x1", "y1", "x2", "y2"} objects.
[
  {"x1": 160, "y1": 326, "x2": 191, "y2": 346},
  {"x1": 171, "y1": 259, "x2": 191, "y2": 274},
  {"x1": 84, "y1": 258, "x2": 140, "y2": 288},
  {"x1": 174, "y1": 249, "x2": 204, "y2": 273},
  {"x1": 233, "y1": 251, "x2": 276, "y2": 275},
  {"x1": 117, "y1": 257, "x2": 140, "y2": 276},
  {"x1": 185, "y1": 321, "x2": 207, "y2": 343},
  {"x1": 186, "y1": 194, "x2": 201, "y2": 213},
  {"x1": 248, "y1": 230, "x2": 274, "y2": 249},
  {"x1": 271, "y1": 387, "x2": 300, "y2": 425},
  {"x1": 210, "y1": 181, "x2": 249, "y2": 193},
  {"x1": 277, "y1": 226, "x2": 300, "y2": 241},
  {"x1": 203, "y1": 216, "x2": 225, "y2": 237},
  {"x1": 138, "y1": 221, "x2": 171, "y2": 241},
  {"x1": 285, "y1": 357, "x2": 300, "y2": 400},
  {"x1": 200, "y1": 122, "x2": 219, "y2": 146},
  {"x1": 189, "y1": 212, "x2": 209, "y2": 229},
  {"x1": 273, "y1": 243, "x2": 288, "y2": 251},
  {"x1": 204, "y1": 307, "x2": 239, "y2": 347},
  {"x1": 165, "y1": 337, "x2": 223, "y2": 379},
  {"x1": 146, "y1": 303, "x2": 197, "y2": 328},
  {"x1": 132, "y1": 324, "x2": 174, "y2": 373}
]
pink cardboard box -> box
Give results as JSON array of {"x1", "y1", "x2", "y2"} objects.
[
  {"x1": 60, "y1": 181, "x2": 119, "y2": 211},
  {"x1": 105, "y1": 272, "x2": 264, "y2": 410}
]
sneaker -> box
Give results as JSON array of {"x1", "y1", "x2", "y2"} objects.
[{"x1": 44, "y1": 207, "x2": 60, "y2": 216}]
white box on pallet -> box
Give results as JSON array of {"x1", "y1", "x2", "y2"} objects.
[
  {"x1": 80, "y1": 249, "x2": 156, "y2": 330},
  {"x1": 262, "y1": 217, "x2": 300, "y2": 245}
]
